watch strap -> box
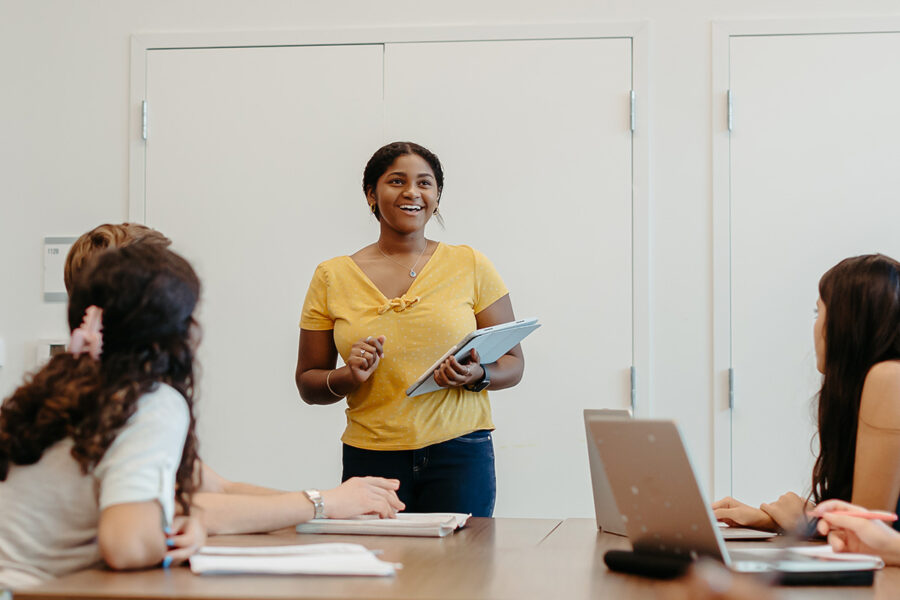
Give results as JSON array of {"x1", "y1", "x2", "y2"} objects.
[
  {"x1": 303, "y1": 489, "x2": 326, "y2": 519},
  {"x1": 466, "y1": 364, "x2": 490, "y2": 392}
]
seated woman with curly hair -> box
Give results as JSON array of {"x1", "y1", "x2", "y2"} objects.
[{"x1": 0, "y1": 244, "x2": 206, "y2": 588}]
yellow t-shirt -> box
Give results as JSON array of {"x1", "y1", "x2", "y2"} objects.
[{"x1": 300, "y1": 243, "x2": 508, "y2": 451}]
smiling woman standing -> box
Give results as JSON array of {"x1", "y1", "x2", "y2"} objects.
[{"x1": 295, "y1": 141, "x2": 524, "y2": 516}]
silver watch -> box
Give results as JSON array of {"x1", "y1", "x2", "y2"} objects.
[{"x1": 303, "y1": 489, "x2": 326, "y2": 519}]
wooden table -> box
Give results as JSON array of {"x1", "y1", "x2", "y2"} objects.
[
  {"x1": 14, "y1": 518, "x2": 900, "y2": 599},
  {"x1": 540, "y1": 518, "x2": 900, "y2": 600}
]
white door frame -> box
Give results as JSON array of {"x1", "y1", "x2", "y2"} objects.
[
  {"x1": 711, "y1": 17, "x2": 900, "y2": 500},
  {"x1": 129, "y1": 22, "x2": 652, "y2": 415}
]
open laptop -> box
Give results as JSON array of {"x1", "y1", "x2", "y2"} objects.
[
  {"x1": 584, "y1": 410, "x2": 773, "y2": 541},
  {"x1": 584, "y1": 409, "x2": 631, "y2": 536},
  {"x1": 586, "y1": 418, "x2": 883, "y2": 577}
]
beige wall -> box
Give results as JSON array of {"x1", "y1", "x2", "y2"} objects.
[{"x1": 2, "y1": 0, "x2": 899, "y2": 506}]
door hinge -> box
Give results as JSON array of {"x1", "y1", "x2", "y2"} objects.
[
  {"x1": 630, "y1": 365, "x2": 636, "y2": 413},
  {"x1": 629, "y1": 90, "x2": 636, "y2": 132},
  {"x1": 726, "y1": 90, "x2": 733, "y2": 132},
  {"x1": 728, "y1": 367, "x2": 735, "y2": 409},
  {"x1": 141, "y1": 100, "x2": 148, "y2": 141}
]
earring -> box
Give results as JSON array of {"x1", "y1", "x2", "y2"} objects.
[
  {"x1": 434, "y1": 207, "x2": 440, "y2": 215},
  {"x1": 370, "y1": 204, "x2": 377, "y2": 214}
]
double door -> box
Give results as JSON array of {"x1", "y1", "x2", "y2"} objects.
[{"x1": 138, "y1": 31, "x2": 638, "y2": 517}]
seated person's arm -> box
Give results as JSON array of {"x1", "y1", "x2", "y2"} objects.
[
  {"x1": 100, "y1": 503, "x2": 205, "y2": 569},
  {"x1": 193, "y1": 477, "x2": 404, "y2": 535},
  {"x1": 850, "y1": 361, "x2": 900, "y2": 511},
  {"x1": 96, "y1": 388, "x2": 203, "y2": 567},
  {"x1": 196, "y1": 460, "x2": 281, "y2": 495},
  {"x1": 97, "y1": 501, "x2": 166, "y2": 570}
]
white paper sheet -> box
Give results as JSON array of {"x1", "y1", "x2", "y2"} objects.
[
  {"x1": 786, "y1": 545, "x2": 885, "y2": 567},
  {"x1": 190, "y1": 542, "x2": 397, "y2": 576}
]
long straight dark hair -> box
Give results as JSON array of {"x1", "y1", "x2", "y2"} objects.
[{"x1": 812, "y1": 254, "x2": 900, "y2": 503}]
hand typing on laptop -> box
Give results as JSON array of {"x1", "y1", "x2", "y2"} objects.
[
  {"x1": 759, "y1": 492, "x2": 812, "y2": 532},
  {"x1": 712, "y1": 497, "x2": 777, "y2": 531},
  {"x1": 713, "y1": 492, "x2": 810, "y2": 533}
]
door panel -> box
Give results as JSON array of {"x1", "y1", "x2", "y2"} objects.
[
  {"x1": 385, "y1": 39, "x2": 633, "y2": 517},
  {"x1": 730, "y1": 32, "x2": 900, "y2": 506},
  {"x1": 145, "y1": 44, "x2": 384, "y2": 489}
]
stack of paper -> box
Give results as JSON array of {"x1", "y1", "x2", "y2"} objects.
[
  {"x1": 296, "y1": 512, "x2": 470, "y2": 537},
  {"x1": 190, "y1": 543, "x2": 398, "y2": 576}
]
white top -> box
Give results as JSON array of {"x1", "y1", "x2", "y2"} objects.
[{"x1": 0, "y1": 383, "x2": 189, "y2": 589}]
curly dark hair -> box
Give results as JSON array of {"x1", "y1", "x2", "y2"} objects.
[
  {"x1": 63, "y1": 223, "x2": 172, "y2": 294},
  {"x1": 0, "y1": 244, "x2": 201, "y2": 515},
  {"x1": 812, "y1": 253, "x2": 900, "y2": 504},
  {"x1": 362, "y1": 141, "x2": 444, "y2": 224}
]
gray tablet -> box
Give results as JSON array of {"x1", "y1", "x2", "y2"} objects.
[{"x1": 405, "y1": 318, "x2": 540, "y2": 397}]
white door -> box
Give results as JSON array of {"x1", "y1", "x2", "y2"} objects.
[
  {"x1": 728, "y1": 32, "x2": 900, "y2": 506},
  {"x1": 139, "y1": 34, "x2": 636, "y2": 518},
  {"x1": 144, "y1": 45, "x2": 385, "y2": 490},
  {"x1": 385, "y1": 38, "x2": 633, "y2": 517}
]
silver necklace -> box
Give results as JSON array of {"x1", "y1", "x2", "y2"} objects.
[{"x1": 377, "y1": 241, "x2": 428, "y2": 278}]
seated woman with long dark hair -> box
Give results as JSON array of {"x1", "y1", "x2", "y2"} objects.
[
  {"x1": 714, "y1": 254, "x2": 900, "y2": 532},
  {"x1": 0, "y1": 245, "x2": 205, "y2": 588}
]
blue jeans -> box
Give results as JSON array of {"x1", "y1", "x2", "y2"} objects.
[{"x1": 342, "y1": 430, "x2": 496, "y2": 517}]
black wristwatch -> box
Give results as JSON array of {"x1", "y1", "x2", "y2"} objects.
[{"x1": 465, "y1": 364, "x2": 490, "y2": 392}]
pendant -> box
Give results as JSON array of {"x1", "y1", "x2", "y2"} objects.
[{"x1": 409, "y1": 270, "x2": 417, "y2": 277}]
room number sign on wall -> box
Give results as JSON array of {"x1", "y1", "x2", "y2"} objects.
[{"x1": 43, "y1": 236, "x2": 77, "y2": 302}]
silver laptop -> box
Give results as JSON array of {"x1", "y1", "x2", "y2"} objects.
[
  {"x1": 586, "y1": 419, "x2": 882, "y2": 575},
  {"x1": 584, "y1": 412, "x2": 773, "y2": 541},
  {"x1": 584, "y1": 409, "x2": 631, "y2": 536}
]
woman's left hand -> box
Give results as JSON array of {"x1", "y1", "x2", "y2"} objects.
[{"x1": 433, "y1": 349, "x2": 484, "y2": 389}]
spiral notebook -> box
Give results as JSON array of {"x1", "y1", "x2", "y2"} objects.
[{"x1": 296, "y1": 513, "x2": 470, "y2": 537}]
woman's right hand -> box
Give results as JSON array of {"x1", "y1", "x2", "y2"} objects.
[
  {"x1": 812, "y1": 499, "x2": 900, "y2": 565},
  {"x1": 759, "y1": 491, "x2": 810, "y2": 532},
  {"x1": 321, "y1": 477, "x2": 405, "y2": 519},
  {"x1": 164, "y1": 515, "x2": 207, "y2": 566},
  {"x1": 347, "y1": 335, "x2": 386, "y2": 384},
  {"x1": 712, "y1": 497, "x2": 777, "y2": 531}
]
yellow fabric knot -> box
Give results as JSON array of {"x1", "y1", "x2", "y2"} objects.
[{"x1": 377, "y1": 295, "x2": 421, "y2": 315}]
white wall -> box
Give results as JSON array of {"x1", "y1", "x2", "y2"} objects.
[{"x1": 2, "y1": 0, "x2": 900, "y2": 506}]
